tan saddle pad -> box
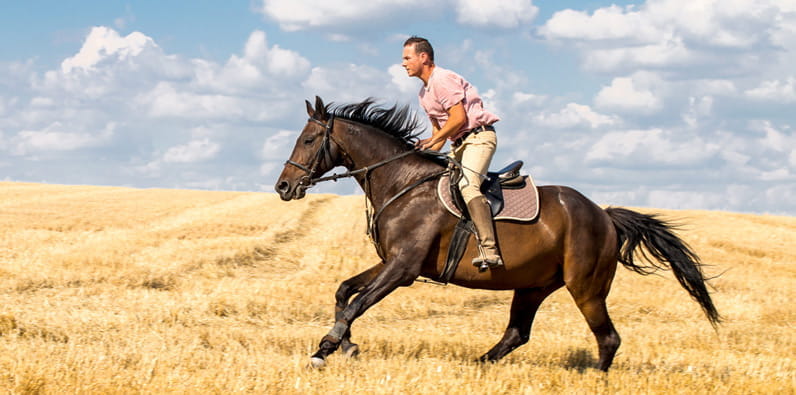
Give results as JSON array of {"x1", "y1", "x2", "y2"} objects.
[{"x1": 437, "y1": 174, "x2": 540, "y2": 221}]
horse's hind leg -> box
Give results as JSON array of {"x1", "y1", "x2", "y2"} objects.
[
  {"x1": 479, "y1": 282, "x2": 563, "y2": 362},
  {"x1": 570, "y1": 294, "x2": 620, "y2": 371},
  {"x1": 334, "y1": 263, "x2": 383, "y2": 358},
  {"x1": 566, "y1": 261, "x2": 621, "y2": 372}
]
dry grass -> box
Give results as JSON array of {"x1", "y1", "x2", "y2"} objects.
[{"x1": 0, "y1": 181, "x2": 794, "y2": 394}]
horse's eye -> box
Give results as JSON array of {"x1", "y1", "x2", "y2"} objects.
[{"x1": 303, "y1": 137, "x2": 315, "y2": 145}]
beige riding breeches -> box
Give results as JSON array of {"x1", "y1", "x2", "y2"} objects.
[{"x1": 450, "y1": 130, "x2": 497, "y2": 204}]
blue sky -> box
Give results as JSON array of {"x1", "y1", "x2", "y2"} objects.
[{"x1": 1, "y1": 1, "x2": 794, "y2": 215}]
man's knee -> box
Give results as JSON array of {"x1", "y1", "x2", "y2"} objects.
[{"x1": 460, "y1": 185, "x2": 482, "y2": 203}]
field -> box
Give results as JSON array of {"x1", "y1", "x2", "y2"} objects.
[{"x1": 0, "y1": 181, "x2": 794, "y2": 394}]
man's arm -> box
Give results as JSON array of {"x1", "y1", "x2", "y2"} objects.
[{"x1": 415, "y1": 101, "x2": 466, "y2": 151}]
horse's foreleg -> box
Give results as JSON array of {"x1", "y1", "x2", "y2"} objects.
[
  {"x1": 479, "y1": 282, "x2": 562, "y2": 362},
  {"x1": 311, "y1": 254, "x2": 421, "y2": 368},
  {"x1": 334, "y1": 263, "x2": 384, "y2": 359}
]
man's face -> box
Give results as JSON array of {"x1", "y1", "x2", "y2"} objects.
[{"x1": 402, "y1": 44, "x2": 425, "y2": 78}]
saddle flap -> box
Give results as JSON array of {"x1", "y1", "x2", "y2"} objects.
[{"x1": 481, "y1": 175, "x2": 504, "y2": 216}]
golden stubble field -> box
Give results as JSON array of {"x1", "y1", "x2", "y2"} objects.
[{"x1": 0, "y1": 181, "x2": 794, "y2": 394}]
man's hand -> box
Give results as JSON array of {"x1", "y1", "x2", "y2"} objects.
[
  {"x1": 415, "y1": 137, "x2": 445, "y2": 151},
  {"x1": 415, "y1": 101, "x2": 465, "y2": 151}
]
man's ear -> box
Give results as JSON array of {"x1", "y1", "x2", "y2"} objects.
[{"x1": 419, "y1": 51, "x2": 430, "y2": 65}]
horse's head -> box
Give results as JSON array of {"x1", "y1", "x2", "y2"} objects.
[{"x1": 275, "y1": 96, "x2": 343, "y2": 201}]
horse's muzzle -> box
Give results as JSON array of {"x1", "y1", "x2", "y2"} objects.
[{"x1": 275, "y1": 179, "x2": 307, "y2": 201}]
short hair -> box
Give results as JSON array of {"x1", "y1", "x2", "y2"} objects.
[{"x1": 404, "y1": 36, "x2": 434, "y2": 62}]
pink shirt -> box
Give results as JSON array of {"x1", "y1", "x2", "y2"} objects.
[{"x1": 419, "y1": 66, "x2": 500, "y2": 141}]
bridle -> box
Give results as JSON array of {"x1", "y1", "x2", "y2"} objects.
[
  {"x1": 284, "y1": 115, "x2": 337, "y2": 189},
  {"x1": 283, "y1": 115, "x2": 423, "y2": 187},
  {"x1": 282, "y1": 115, "x2": 450, "y2": 261}
]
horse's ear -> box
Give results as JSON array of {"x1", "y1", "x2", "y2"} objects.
[
  {"x1": 306, "y1": 99, "x2": 315, "y2": 118},
  {"x1": 314, "y1": 96, "x2": 328, "y2": 121}
]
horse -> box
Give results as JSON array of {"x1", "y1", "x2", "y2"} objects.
[{"x1": 275, "y1": 97, "x2": 720, "y2": 370}]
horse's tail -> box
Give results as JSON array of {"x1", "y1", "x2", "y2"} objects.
[{"x1": 605, "y1": 207, "x2": 721, "y2": 328}]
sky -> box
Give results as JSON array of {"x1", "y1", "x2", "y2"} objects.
[{"x1": 1, "y1": 1, "x2": 794, "y2": 215}]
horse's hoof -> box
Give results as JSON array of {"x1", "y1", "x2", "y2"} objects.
[
  {"x1": 309, "y1": 356, "x2": 326, "y2": 369},
  {"x1": 343, "y1": 344, "x2": 360, "y2": 359}
]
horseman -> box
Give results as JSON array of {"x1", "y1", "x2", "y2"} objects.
[{"x1": 402, "y1": 36, "x2": 503, "y2": 271}]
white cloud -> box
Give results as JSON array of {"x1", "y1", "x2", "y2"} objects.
[
  {"x1": 258, "y1": 0, "x2": 536, "y2": 30},
  {"x1": 745, "y1": 77, "x2": 796, "y2": 102},
  {"x1": 590, "y1": 183, "x2": 793, "y2": 214},
  {"x1": 194, "y1": 30, "x2": 311, "y2": 94},
  {"x1": 303, "y1": 63, "x2": 409, "y2": 104},
  {"x1": 30, "y1": 97, "x2": 55, "y2": 107},
  {"x1": 682, "y1": 95, "x2": 714, "y2": 128},
  {"x1": 643, "y1": 0, "x2": 782, "y2": 48},
  {"x1": 582, "y1": 37, "x2": 694, "y2": 73},
  {"x1": 539, "y1": 0, "x2": 795, "y2": 74},
  {"x1": 539, "y1": 5, "x2": 660, "y2": 43},
  {"x1": 162, "y1": 139, "x2": 220, "y2": 163},
  {"x1": 389, "y1": 64, "x2": 419, "y2": 95},
  {"x1": 2, "y1": 25, "x2": 316, "y2": 190},
  {"x1": 35, "y1": 28, "x2": 190, "y2": 101},
  {"x1": 259, "y1": 161, "x2": 282, "y2": 179},
  {"x1": 259, "y1": 0, "x2": 431, "y2": 31},
  {"x1": 238, "y1": 30, "x2": 309, "y2": 78},
  {"x1": 261, "y1": 129, "x2": 298, "y2": 160},
  {"x1": 585, "y1": 128, "x2": 719, "y2": 166},
  {"x1": 753, "y1": 121, "x2": 793, "y2": 153},
  {"x1": 454, "y1": 0, "x2": 538, "y2": 28},
  {"x1": 138, "y1": 82, "x2": 245, "y2": 119},
  {"x1": 594, "y1": 75, "x2": 663, "y2": 114},
  {"x1": 645, "y1": 189, "x2": 727, "y2": 211},
  {"x1": 61, "y1": 26, "x2": 154, "y2": 73},
  {"x1": 11, "y1": 122, "x2": 115, "y2": 155},
  {"x1": 541, "y1": 0, "x2": 790, "y2": 49},
  {"x1": 693, "y1": 79, "x2": 737, "y2": 96},
  {"x1": 512, "y1": 92, "x2": 547, "y2": 107},
  {"x1": 534, "y1": 103, "x2": 618, "y2": 129}
]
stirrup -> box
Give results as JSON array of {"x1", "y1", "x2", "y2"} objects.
[{"x1": 473, "y1": 256, "x2": 504, "y2": 272}]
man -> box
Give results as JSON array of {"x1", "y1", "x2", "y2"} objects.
[{"x1": 402, "y1": 36, "x2": 503, "y2": 271}]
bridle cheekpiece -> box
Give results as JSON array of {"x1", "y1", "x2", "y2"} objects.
[{"x1": 284, "y1": 115, "x2": 336, "y2": 189}]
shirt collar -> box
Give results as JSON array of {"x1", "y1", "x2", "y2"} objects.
[{"x1": 423, "y1": 66, "x2": 440, "y2": 91}]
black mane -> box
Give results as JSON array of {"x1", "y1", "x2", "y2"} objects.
[{"x1": 328, "y1": 99, "x2": 423, "y2": 147}]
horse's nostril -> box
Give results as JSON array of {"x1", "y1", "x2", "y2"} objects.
[{"x1": 276, "y1": 180, "x2": 290, "y2": 193}]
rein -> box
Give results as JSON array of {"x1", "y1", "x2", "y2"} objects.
[{"x1": 285, "y1": 116, "x2": 449, "y2": 261}]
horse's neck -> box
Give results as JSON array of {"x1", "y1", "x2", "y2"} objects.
[{"x1": 338, "y1": 125, "x2": 441, "y2": 207}]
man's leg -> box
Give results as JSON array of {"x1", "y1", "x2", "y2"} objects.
[{"x1": 455, "y1": 131, "x2": 502, "y2": 271}]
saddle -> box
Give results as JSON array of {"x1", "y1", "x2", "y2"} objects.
[
  {"x1": 435, "y1": 160, "x2": 540, "y2": 283},
  {"x1": 438, "y1": 160, "x2": 539, "y2": 221}
]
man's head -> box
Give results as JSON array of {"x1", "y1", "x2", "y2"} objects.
[
  {"x1": 402, "y1": 36, "x2": 434, "y2": 80},
  {"x1": 403, "y1": 36, "x2": 434, "y2": 62}
]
